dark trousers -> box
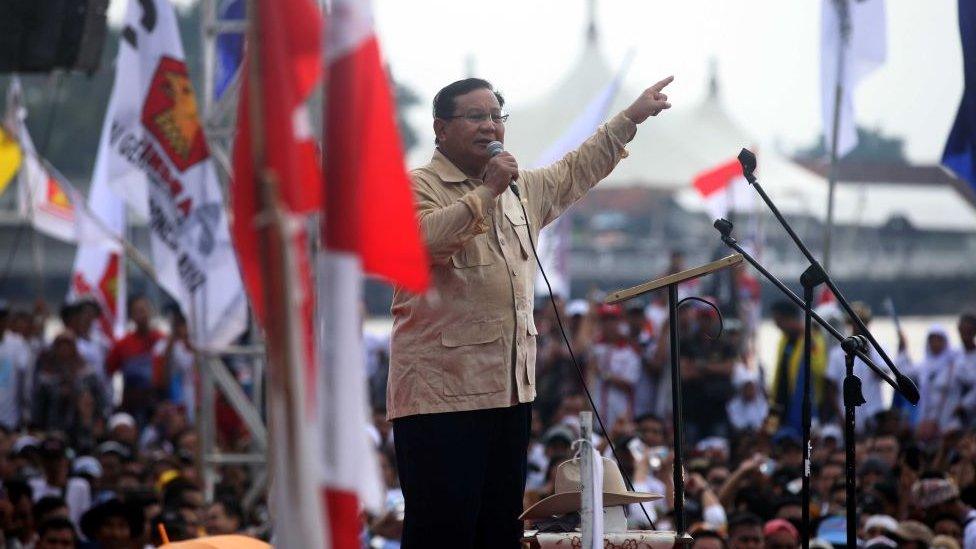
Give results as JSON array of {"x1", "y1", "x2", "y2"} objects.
[{"x1": 393, "y1": 403, "x2": 531, "y2": 549}]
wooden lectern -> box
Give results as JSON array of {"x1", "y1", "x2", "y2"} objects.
[{"x1": 605, "y1": 253, "x2": 743, "y2": 545}]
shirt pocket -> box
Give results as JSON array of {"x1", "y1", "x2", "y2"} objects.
[
  {"x1": 439, "y1": 320, "x2": 506, "y2": 396},
  {"x1": 504, "y1": 205, "x2": 531, "y2": 260},
  {"x1": 450, "y1": 234, "x2": 494, "y2": 268}
]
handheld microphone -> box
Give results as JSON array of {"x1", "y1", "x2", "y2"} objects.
[
  {"x1": 486, "y1": 140, "x2": 504, "y2": 157},
  {"x1": 486, "y1": 140, "x2": 520, "y2": 197}
]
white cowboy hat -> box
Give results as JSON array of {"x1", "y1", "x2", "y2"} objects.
[{"x1": 520, "y1": 456, "x2": 661, "y2": 520}]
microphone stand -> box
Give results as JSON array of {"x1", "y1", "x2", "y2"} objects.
[
  {"x1": 841, "y1": 335, "x2": 867, "y2": 549},
  {"x1": 733, "y1": 148, "x2": 919, "y2": 405},
  {"x1": 712, "y1": 221, "x2": 875, "y2": 545},
  {"x1": 716, "y1": 149, "x2": 919, "y2": 545},
  {"x1": 799, "y1": 266, "x2": 825, "y2": 548},
  {"x1": 712, "y1": 220, "x2": 897, "y2": 393}
]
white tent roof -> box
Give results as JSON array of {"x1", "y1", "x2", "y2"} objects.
[{"x1": 500, "y1": 23, "x2": 976, "y2": 232}]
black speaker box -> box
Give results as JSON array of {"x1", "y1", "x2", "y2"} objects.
[{"x1": 0, "y1": 0, "x2": 109, "y2": 74}]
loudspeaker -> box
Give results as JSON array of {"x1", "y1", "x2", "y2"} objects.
[{"x1": 0, "y1": 0, "x2": 109, "y2": 74}]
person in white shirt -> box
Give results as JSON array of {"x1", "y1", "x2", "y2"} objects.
[
  {"x1": 0, "y1": 308, "x2": 32, "y2": 430},
  {"x1": 29, "y1": 437, "x2": 92, "y2": 528},
  {"x1": 824, "y1": 302, "x2": 901, "y2": 433},
  {"x1": 154, "y1": 312, "x2": 196, "y2": 421},
  {"x1": 918, "y1": 314, "x2": 976, "y2": 440},
  {"x1": 589, "y1": 305, "x2": 642, "y2": 432},
  {"x1": 64, "y1": 300, "x2": 113, "y2": 409},
  {"x1": 726, "y1": 365, "x2": 768, "y2": 433}
]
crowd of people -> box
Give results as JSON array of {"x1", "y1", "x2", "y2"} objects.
[
  {"x1": 2, "y1": 277, "x2": 975, "y2": 548},
  {"x1": 0, "y1": 297, "x2": 264, "y2": 548},
  {"x1": 362, "y1": 254, "x2": 976, "y2": 547}
]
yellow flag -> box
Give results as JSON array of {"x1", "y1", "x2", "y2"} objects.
[{"x1": 0, "y1": 126, "x2": 22, "y2": 196}]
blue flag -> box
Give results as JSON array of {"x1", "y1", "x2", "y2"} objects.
[
  {"x1": 214, "y1": 0, "x2": 244, "y2": 100},
  {"x1": 942, "y1": 0, "x2": 976, "y2": 191}
]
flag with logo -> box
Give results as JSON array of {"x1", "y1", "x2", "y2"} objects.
[
  {"x1": 942, "y1": 0, "x2": 976, "y2": 192},
  {"x1": 0, "y1": 125, "x2": 21, "y2": 198},
  {"x1": 68, "y1": 146, "x2": 127, "y2": 339},
  {"x1": 321, "y1": 0, "x2": 430, "y2": 545},
  {"x1": 230, "y1": 0, "x2": 327, "y2": 545},
  {"x1": 820, "y1": 0, "x2": 886, "y2": 158},
  {"x1": 4, "y1": 79, "x2": 78, "y2": 243},
  {"x1": 95, "y1": 0, "x2": 247, "y2": 349}
]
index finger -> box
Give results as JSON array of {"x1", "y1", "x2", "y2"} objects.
[{"x1": 650, "y1": 75, "x2": 674, "y2": 92}]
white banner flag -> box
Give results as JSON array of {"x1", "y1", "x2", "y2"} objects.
[
  {"x1": 5, "y1": 78, "x2": 78, "y2": 244},
  {"x1": 96, "y1": 0, "x2": 247, "y2": 348},
  {"x1": 821, "y1": 0, "x2": 887, "y2": 158},
  {"x1": 68, "y1": 148, "x2": 128, "y2": 339}
]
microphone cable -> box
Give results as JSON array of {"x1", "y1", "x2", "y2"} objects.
[{"x1": 509, "y1": 183, "x2": 656, "y2": 528}]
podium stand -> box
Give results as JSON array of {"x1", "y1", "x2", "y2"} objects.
[{"x1": 606, "y1": 253, "x2": 743, "y2": 543}]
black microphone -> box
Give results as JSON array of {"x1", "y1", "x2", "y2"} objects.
[
  {"x1": 713, "y1": 218, "x2": 734, "y2": 239},
  {"x1": 486, "y1": 140, "x2": 520, "y2": 197},
  {"x1": 841, "y1": 335, "x2": 869, "y2": 354},
  {"x1": 737, "y1": 148, "x2": 758, "y2": 185},
  {"x1": 713, "y1": 218, "x2": 737, "y2": 245}
]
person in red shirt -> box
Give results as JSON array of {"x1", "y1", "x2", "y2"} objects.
[{"x1": 105, "y1": 295, "x2": 164, "y2": 425}]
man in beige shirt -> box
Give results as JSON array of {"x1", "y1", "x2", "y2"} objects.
[{"x1": 390, "y1": 76, "x2": 673, "y2": 548}]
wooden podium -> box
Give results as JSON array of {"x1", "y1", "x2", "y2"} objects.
[{"x1": 604, "y1": 253, "x2": 743, "y2": 544}]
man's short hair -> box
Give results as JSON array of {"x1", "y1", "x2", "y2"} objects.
[
  {"x1": 634, "y1": 412, "x2": 663, "y2": 425},
  {"x1": 162, "y1": 477, "x2": 201, "y2": 509},
  {"x1": 37, "y1": 516, "x2": 76, "y2": 540},
  {"x1": 728, "y1": 512, "x2": 763, "y2": 534},
  {"x1": 3, "y1": 479, "x2": 32, "y2": 504},
  {"x1": 127, "y1": 293, "x2": 150, "y2": 312},
  {"x1": 769, "y1": 300, "x2": 799, "y2": 319},
  {"x1": 216, "y1": 497, "x2": 245, "y2": 527},
  {"x1": 432, "y1": 78, "x2": 505, "y2": 120},
  {"x1": 34, "y1": 495, "x2": 68, "y2": 525},
  {"x1": 960, "y1": 311, "x2": 976, "y2": 325},
  {"x1": 59, "y1": 303, "x2": 82, "y2": 325}
]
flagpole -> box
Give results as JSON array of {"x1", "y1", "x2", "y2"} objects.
[
  {"x1": 823, "y1": 0, "x2": 850, "y2": 272},
  {"x1": 243, "y1": 0, "x2": 310, "y2": 542}
]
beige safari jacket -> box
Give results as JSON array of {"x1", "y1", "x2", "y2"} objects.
[{"x1": 387, "y1": 112, "x2": 638, "y2": 420}]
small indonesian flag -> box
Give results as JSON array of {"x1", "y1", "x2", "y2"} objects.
[{"x1": 692, "y1": 157, "x2": 749, "y2": 221}]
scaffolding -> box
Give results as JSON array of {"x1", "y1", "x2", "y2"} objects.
[{"x1": 196, "y1": 0, "x2": 268, "y2": 509}]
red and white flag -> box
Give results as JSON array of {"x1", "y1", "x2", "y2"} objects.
[
  {"x1": 692, "y1": 157, "x2": 751, "y2": 221},
  {"x1": 320, "y1": 0, "x2": 429, "y2": 545},
  {"x1": 230, "y1": 0, "x2": 326, "y2": 546}
]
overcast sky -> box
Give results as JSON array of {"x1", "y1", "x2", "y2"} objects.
[
  {"x1": 372, "y1": 0, "x2": 963, "y2": 165},
  {"x1": 109, "y1": 0, "x2": 964, "y2": 165}
]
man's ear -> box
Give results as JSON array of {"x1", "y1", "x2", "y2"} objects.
[{"x1": 433, "y1": 118, "x2": 446, "y2": 145}]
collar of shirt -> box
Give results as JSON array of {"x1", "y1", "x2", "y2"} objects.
[{"x1": 431, "y1": 148, "x2": 474, "y2": 183}]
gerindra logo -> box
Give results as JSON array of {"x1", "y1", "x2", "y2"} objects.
[{"x1": 142, "y1": 56, "x2": 209, "y2": 172}]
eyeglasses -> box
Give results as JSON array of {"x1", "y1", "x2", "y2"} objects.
[{"x1": 446, "y1": 111, "x2": 509, "y2": 124}]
